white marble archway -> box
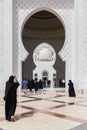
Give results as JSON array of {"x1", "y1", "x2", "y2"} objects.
[
  {"x1": 33, "y1": 42, "x2": 56, "y2": 87},
  {"x1": 13, "y1": 0, "x2": 74, "y2": 88},
  {"x1": 19, "y1": 8, "x2": 66, "y2": 86}
]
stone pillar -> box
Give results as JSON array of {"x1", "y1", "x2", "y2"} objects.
[
  {"x1": 74, "y1": 0, "x2": 86, "y2": 89},
  {"x1": 3, "y1": 0, "x2": 13, "y2": 87},
  {"x1": 0, "y1": 1, "x2": 4, "y2": 89}
]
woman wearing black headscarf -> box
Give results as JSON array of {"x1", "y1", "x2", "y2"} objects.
[
  {"x1": 4, "y1": 75, "x2": 19, "y2": 121},
  {"x1": 68, "y1": 80, "x2": 76, "y2": 97}
]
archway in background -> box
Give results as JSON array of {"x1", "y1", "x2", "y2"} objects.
[
  {"x1": 33, "y1": 42, "x2": 56, "y2": 87},
  {"x1": 42, "y1": 71, "x2": 48, "y2": 80},
  {"x1": 22, "y1": 10, "x2": 65, "y2": 87}
]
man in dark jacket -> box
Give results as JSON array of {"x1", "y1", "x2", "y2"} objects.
[{"x1": 4, "y1": 75, "x2": 19, "y2": 121}]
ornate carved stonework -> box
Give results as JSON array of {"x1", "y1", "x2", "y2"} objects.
[
  {"x1": 1, "y1": 0, "x2": 87, "y2": 89},
  {"x1": 13, "y1": 0, "x2": 74, "y2": 82}
]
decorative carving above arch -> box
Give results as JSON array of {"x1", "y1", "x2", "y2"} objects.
[
  {"x1": 13, "y1": 0, "x2": 74, "y2": 82},
  {"x1": 20, "y1": 7, "x2": 66, "y2": 62},
  {"x1": 14, "y1": 0, "x2": 74, "y2": 61}
]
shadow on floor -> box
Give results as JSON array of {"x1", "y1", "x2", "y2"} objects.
[
  {"x1": 14, "y1": 112, "x2": 33, "y2": 122},
  {"x1": 70, "y1": 122, "x2": 87, "y2": 130}
]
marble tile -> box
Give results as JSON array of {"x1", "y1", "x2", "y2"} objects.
[{"x1": 0, "y1": 89, "x2": 87, "y2": 130}]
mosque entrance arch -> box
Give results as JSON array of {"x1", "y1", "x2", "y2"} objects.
[{"x1": 21, "y1": 9, "x2": 65, "y2": 88}]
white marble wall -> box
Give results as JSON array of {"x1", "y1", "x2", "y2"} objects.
[
  {"x1": 74, "y1": 0, "x2": 87, "y2": 89},
  {"x1": 82, "y1": 0, "x2": 87, "y2": 86},
  {"x1": 1, "y1": 0, "x2": 87, "y2": 89},
  {"x1": 0, "y1": 0, "x2": 4, "y2": 89},
  {"x1": 0, "y1": 0, "x2": 13, "y2": 89}
]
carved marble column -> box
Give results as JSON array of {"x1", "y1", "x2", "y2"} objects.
[
  {"x1": 3, "y1": 0, "x2": 13, "y2": 86},
  {"x1": 74, "y1": 0, "x2": 87, "y2": 89},
  {"x1": 0, "y1": 1, "x2": 4, "y2": 89}
]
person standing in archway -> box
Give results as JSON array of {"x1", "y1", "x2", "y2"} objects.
[
  {"x1": 68, "y1": 80, "x2": 76, "y2": 97},
  {"x1": 4, "y1": 75, "x2": 20, "y2": 121}
]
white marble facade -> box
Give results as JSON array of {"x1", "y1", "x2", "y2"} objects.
[{"x1": 0, "y1": 0, "x2": 87, "y2": 90}]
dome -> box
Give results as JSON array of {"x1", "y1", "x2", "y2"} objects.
[{"x1": 39, "y1": 48, "x2": 52, "y2": 61}]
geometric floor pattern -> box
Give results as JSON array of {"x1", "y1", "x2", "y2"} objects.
[{"x1": 0, "y1": 88, "x2": 87, "y2": 130}]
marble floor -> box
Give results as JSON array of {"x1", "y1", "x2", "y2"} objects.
[{"x1": 0, "y1": 88, "x2": 87, "y2": 130}]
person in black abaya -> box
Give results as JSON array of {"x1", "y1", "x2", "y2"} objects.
[
  {"x1": 38, "y1": 79, "x2": 43, "y2": 94},
  {"x1": 34, "y1": 78, "x2": 39, "y2": 93},
  {"x1": 68, "y1": 80, "x2": 76, "y2": 97},
  {"x1": 4, "y1": 75, "x2": 19, "y2": 121}
]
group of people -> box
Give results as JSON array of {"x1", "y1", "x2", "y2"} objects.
[
  {"x1": 22, "y1": 78, "x2": 51, "y2": 93},
  {"x1": 3, "y1": 75, "x2": 76, "y2": 122}
]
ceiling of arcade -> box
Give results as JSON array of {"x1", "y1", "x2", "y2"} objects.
[{"x1": 22, "y1": 10, "x2": 65, "y2": 40}]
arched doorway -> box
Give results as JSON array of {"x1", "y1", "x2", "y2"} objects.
[
  {"x1": 42, "y1": 71, "x2": 48, "y2": 80},
  {"x1": 22, "y1": 10, "x2": 65, "y2": 87},
  {"x1": 33, "y1": 42, "x2": 56, "y2": 87}
]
